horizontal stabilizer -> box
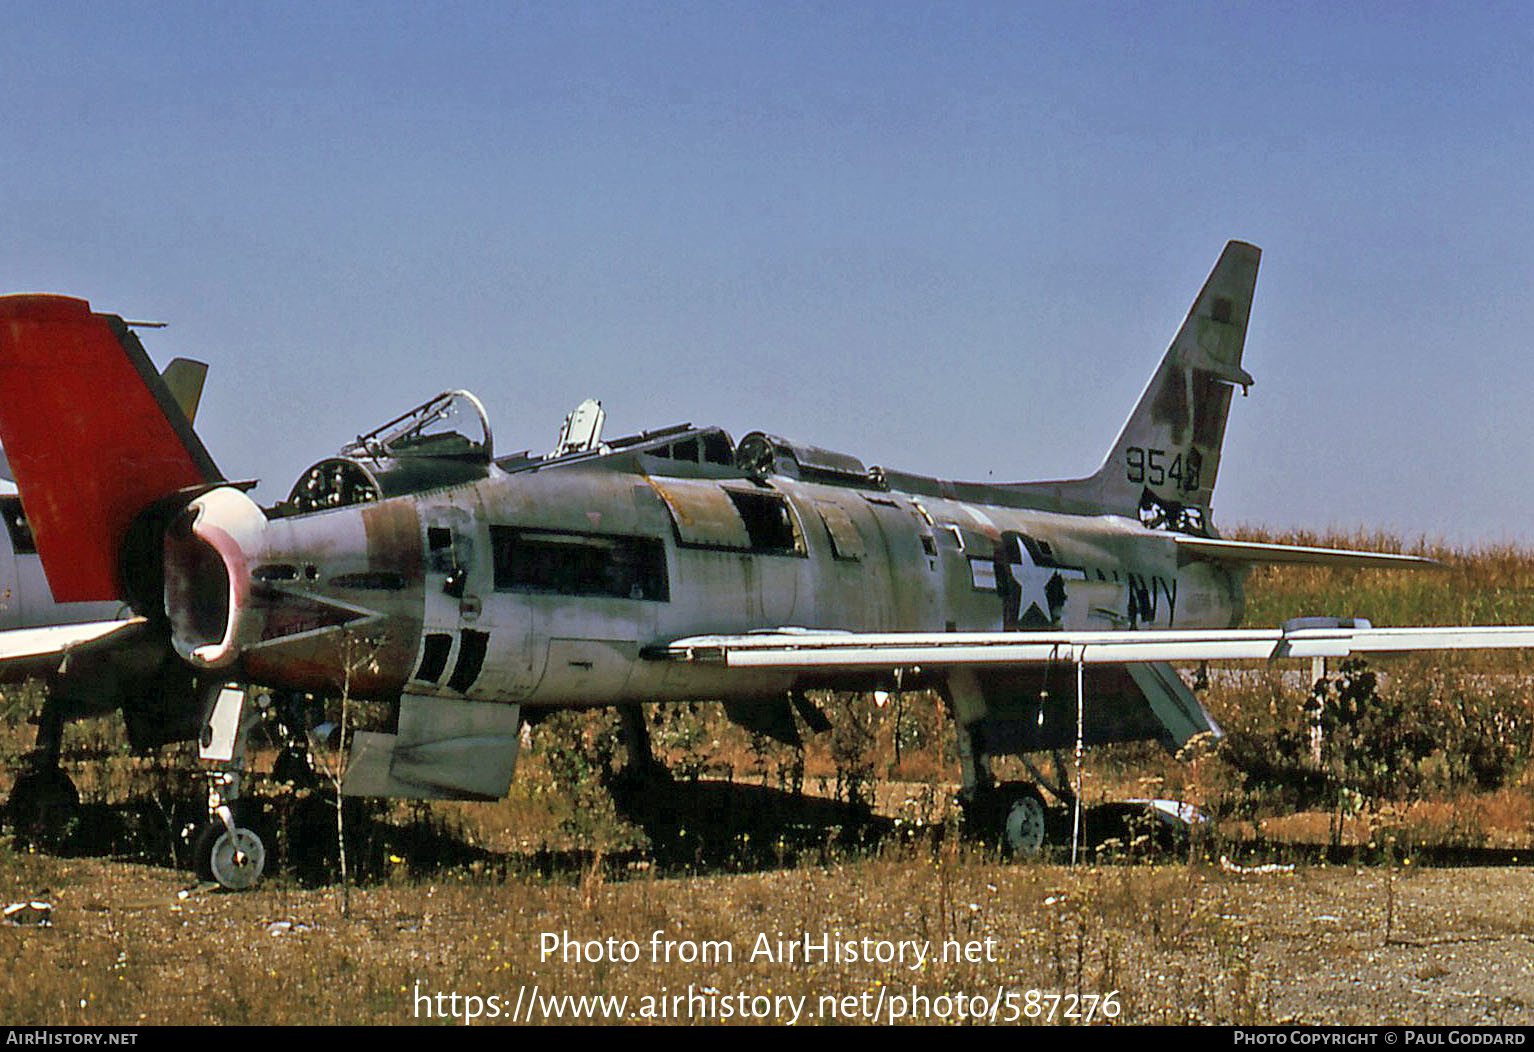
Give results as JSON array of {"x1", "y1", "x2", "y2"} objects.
[
  {"x1": 1174, "y1": 536, "x2": 1441, "y2": 570},
  {"x1": 0, "y1": 296, "x2": 221, "y2": 601},
  {"x1": 160, "y1": 358, "x2": 209, "y2": 425}
]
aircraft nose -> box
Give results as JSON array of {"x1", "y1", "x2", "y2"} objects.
[{"x1": 163, "y1": 486, "x2": 268, "y2": 669}]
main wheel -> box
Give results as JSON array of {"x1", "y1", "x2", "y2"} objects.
[
  {"x1": 1002, "y1": 786, "x2": 1049, "y2": 858},
  {"x1": 7, "y1": 768, "x2": 80, "y2": 847}
]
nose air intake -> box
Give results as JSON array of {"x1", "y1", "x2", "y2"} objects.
[{"x1": 163, "y1": 487, "x2": 267, "y2": 669}]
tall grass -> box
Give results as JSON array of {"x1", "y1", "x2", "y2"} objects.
[{"x1": 1234, "y1": 527, "x2": 1534, "y2": 629}]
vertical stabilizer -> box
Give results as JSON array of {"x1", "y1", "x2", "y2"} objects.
[
  {"x1": 0, "y1": 296, "x2": 221, "y2": 602},
  {"x1": 1006, "y1": 241, "x2": 1260, "y2": 529}
]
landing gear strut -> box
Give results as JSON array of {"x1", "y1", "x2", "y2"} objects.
[
  {"x1": 190, "y1": 683, "x2": 268, "y2": 890},
  {"x1": 613, "y1": 703, "x2": 671, "y2": 785},
  {"x1": 948, "y1": 669, "x2": 1070, "y2": 858}
]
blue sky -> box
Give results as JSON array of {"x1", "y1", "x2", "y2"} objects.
[{"x1": 2, "y1": 2, "x2": 1530, "y2": 544}]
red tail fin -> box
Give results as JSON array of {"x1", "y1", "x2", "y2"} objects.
[{"x1": 0, "y1": 295, "x2": 221, "y2": 601}]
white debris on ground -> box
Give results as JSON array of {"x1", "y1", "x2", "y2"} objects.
[{"x1": 4, "y1": 900, "x2": 53, "y2": 926}]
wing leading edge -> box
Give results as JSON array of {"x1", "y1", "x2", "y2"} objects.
[
  {"x1": 0, "y1": 618, "x2": 150, "y2": 680},
  {"x1": 652, "y1": 623, "x2": 1534, "y2": 670}
]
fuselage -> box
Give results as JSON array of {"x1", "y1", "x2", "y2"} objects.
[
  {"x1": 0, "y1": 491, "x2": 125, "y2": 631},
  {"x1": 167, "y1": 446, "x2": 1246, "y2": 711}
]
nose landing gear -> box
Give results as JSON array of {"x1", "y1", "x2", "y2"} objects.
[{"x1": 192, "y1": 683, "x2": 270, "y2": 891}]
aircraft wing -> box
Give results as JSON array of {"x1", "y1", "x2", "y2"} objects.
[
  {"x1": 0, "y1": 618, "x2": 152, "y2": 679},
  {"x1": 651, "y1": 623, "x2": 1534, "y2": 671},
  {"x1": 1173, "y1": 536, "x2": 1442, "y2": 569}
]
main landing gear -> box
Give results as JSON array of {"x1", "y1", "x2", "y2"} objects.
[
  {"x1": 963, "y1": 777, "x2": 1071, "y2": 859},
  {"x1": 948, "y1": 669, "x2": 1074, "y2": 858},
  {"x1": 7, "y1": 766, "x2": 80, "y2": 847},
  {"x1": 1000, "y1": 784, "x2": 1049, "y2": 857}
]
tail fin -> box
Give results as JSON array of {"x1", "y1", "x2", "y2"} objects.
[
  {"x1": 1009, "y1": 241, "x2": 1260, "y2": 529},
  {"x1": 0, "y1": 356, "x2": 210, "y2": 484},
  {"x1": 161, "y1": 357, "x2": 209, "y2": 425},
  {"x1": 0, "y1": 295, "x2": 221, "y2": 602}
]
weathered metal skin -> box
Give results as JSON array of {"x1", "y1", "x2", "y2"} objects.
[
  {"x1": 209, "y1": 452, "x2": 1242, "y2": 712},
  {"x1": 236, "y1": 497, "x2": 426, "y2": 698},
  {"x1": 0, "y1": 244, "x2": 1321, "y2": 863}
]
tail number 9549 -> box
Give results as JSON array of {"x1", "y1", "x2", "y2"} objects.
[{"x1": 1125, "y1": 446, "x2": 1201, "y2": 494}]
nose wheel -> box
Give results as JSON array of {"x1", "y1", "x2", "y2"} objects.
[
  {"x1": 206, "y1": 826, "x2": 266, "y2": 891},
  {"x1": 193, "y1": 805, "x2": 267, "y2": 891},
  {"x1": 190, "y1": 683, "x2": 270, "y2": 890}
]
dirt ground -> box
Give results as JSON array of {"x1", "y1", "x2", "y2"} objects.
[{"x1": 1188, "y1": 862, "x2": 1534, "y2": 1025}]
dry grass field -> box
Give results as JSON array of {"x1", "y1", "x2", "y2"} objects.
[
  {"x1": 2, "y1": 819, "x2": 1531, "y2": 1026},
  {"x1": 2, "y1": 532, "x2": 1534, "y2": 1026}
]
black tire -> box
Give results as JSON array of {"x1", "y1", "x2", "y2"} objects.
[
  {"x1": 191, "y1": 803, "x2": 269, "y2": 890},
  {"x1": 7, "y1": 768, "x2": 80, "y2": 848},
  {"x1": 191, "y1": 821, "x2": 221, "y2": 881}
]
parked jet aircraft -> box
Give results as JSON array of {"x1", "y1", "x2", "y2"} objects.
[{"x1": 5, "y1": 243, "x2": 1532, "y2": 890}]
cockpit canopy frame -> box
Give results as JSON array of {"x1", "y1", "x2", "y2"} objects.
[
  {"x1": 342, "y1": 389, "x2": 493, "y2": 464},
  {"x1": 278, "y1": 390, "x2": 496, "y2": 516}
]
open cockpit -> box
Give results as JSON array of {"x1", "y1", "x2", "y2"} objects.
[
  {"x1": 275, "y1": 391, "x2": 495, "y2": 516},
  {"x1": 270, "y1": 388, "x2": 963, "y2": 520}
]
